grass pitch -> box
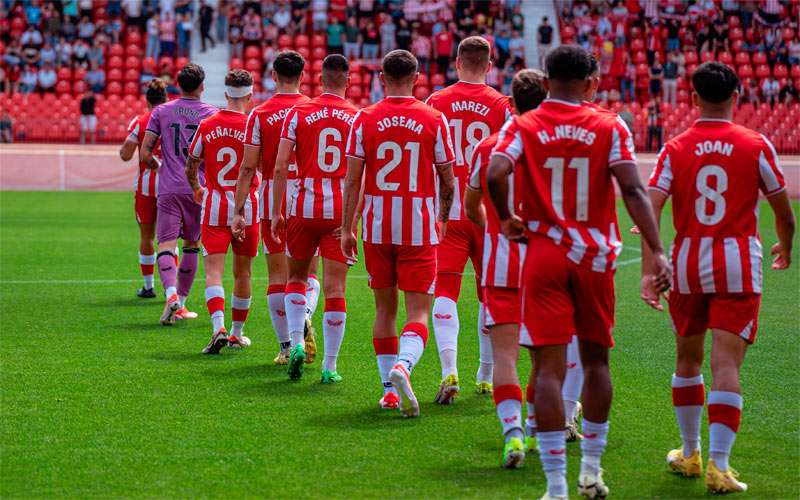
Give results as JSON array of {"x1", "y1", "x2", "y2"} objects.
[{"x1": 1, "y1": 191, "x2": 798, "y2": 499}]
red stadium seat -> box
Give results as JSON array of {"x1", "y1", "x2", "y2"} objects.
[
  {"x1": 416, "y1": 73, "x2": 429, "y2": 87},
  {"x1": 413, "y1": 86, "x2": 430, "y2": 101},
  {"x1": 300, "y1": 83, "x2": 312, "y2": 95},
  {"x1": 730, "y1": 27, "x2": 743, "y2": 41},
  {"x1": 108, "y1": 68, "x2": 123, "y2": 81},
  {"x1": 297, "y1": 47, "x2": 310, "y2": 60},
  {"x1": 752, "y1": 52, "x2": 767, "y2": 65},
  {"x1": 108, "y1": 56, "x2": 124, "y2": 69},
  {"x1": 124, "y1": 56, "x2": 140, "y2": 69},
  {"x1": 738, "y1": 64, "x2": 753, "y2": 78},
  {"x1": 124, "y1": 68, "x2": 140, "y2": 81},
  {"x1": 107, "y1": 81, "x2": 123, "y2": 94},
  {"x1": 350, "y1": 72, "x2": 362, "y2": 86},
  {"x1": 718, "y1": 52, "x2": 733, "y2": 65},
  {"x1": 124, "y1": 81, "x2": 139, "y2": 95},
  {"x1": 109, "y1": 44, "x2": 124, "y2": 57},
  {"x1": 126, "y1": 44, "x2": 142, "y2": 58},
  {"x1": 142, "y1": 57, "x2": 156, "y2": 74},
  {"x1": 731, "y1": 39, "x2": 744, "y2": 52},
  {"x1": 56, "y1": 80, "x2": 71, "y2": 94},
  {"x1": 791, "y1": 65, "x2": 800, "y2": 79},
  {"x1": 784, "y1": 28, "x2": 795, "y2": 41},
  {"x1": 278, "y1": 34, "x2": 292, "y2": 48},
  {"x1": 245, "y1": 58, "x2": 261, "y2": 72},
  {"x1": 348, "y1": 85, "x2": 363, "y2": 98},
  {"x1": 244, "y1": 45, "x2": 261, "y2": 59},
  {"x1": 735, "y1": 52, "x2": 750, "y2": 65},
  {"x1": 229, "y1": 57, "x2": 243, "y2": 69},
  {"x1": 175, "y1": 57, "x2": 189, "y2": 70},
  {"x1": 159, "y1": 57, "x2": 174, "y2": 72},
  {"x1": 312, "y1": 47, "x2": 326, "y2": 60},
  {"x1": 430, "y1": 74, "x2": 445, "y2": 88},
  {"x1": 630, "y1": 38, "x2": 645, "y2": 52},
  {"x1": 126, "y1": 30, "x2": 142, "y2": 45},
  {"x1": 635, "y1": 63, "x2": 649, "y2": 77},
  {"x1": 701, "y1": 51, "x2": 715, "y2": 62},
  {"x1": 311, "y1": 34, "x2": 325, "y2": 48},
  {"x1": 311, "y1": 59, "x2": 323, "y2": 72},
  {"x1": 295, "y1": 34, "x2": 310, "y2": 48},
  {"x1": 755, "y1": 64, "x2": 771, "y2": 78},
  {"x1": 684, "y1": 51, "x2": 698, "y2": 64},
  {"x1": 774, "y1": 64, "x2": 788, "y2": 78},
  {"x1": 57, "y1": 67, "x2": 72, "y2": 80},
  {"x1": 73, "y1": 80, "x2": 87, "y2": 94}
]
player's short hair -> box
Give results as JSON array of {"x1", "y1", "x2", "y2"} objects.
[
  {"x1": 145, "y1": 78, "x2": 167, "y2": 106},
  {"x1": 382, "y1": 50, "x2": 418, "y2": 84},
  {"x1": 589, "y1": 54, "x2": 599, "y2": 77},
  {"x1": 177, "y1": 63, "x2": 205, "y2": 93},
  {"x1": 273, "y1": 50, "x2": 305, "y2": 83},
  {"x1": 457, "y1": 36, "x2": 492, "y2": 72},
  {"x1": 224, "y1": 68, "x2": 253, "y2": 88},
  {"x1": 512, "y1": 69, "x2": 547, "y2": 114},
  {"x1": 692, "y1": 61, "x2": 739, "y2": 103},
  {"x1": 545, "y1": 45, "x2": 593, "y2": 83},
  {"x1": 321, "y1": 54, "x2": 349, "y2": 88}
]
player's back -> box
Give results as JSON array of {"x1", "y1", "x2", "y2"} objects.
[
  {"x1": 246, "y1": 93, "x2": 311, "y2": 179},
  {"x1": 649, "y1": 119, "x2": 785, "y2": 294},
  {"x1": 347, "y1": 96, "x2": 454, "y2": 246},
  {"x1": 426, "y1": 82, "x2": 511, "y2": 220},
  {"x1": 147, "y1": 97, "x2": 218, "y2": 195},
  {"x1": 499, "y1": 99, "x2": 635, "y2": 271},
  {"x1": 283, "y1": 93, "x2": 357, "y2": 221}
]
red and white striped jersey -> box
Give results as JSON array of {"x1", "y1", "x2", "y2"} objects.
[
  {"x1": 127, "y1": 111, "x2": 160, "y2": 197},
  {"x1": 468, "y1": 132, "x2": 526, "y2": 288},
  {"x1": 425, "y1": 81, "x2": 512, "y2": 221},
  {"x1": 346, "y1": 96, "x2": 455, "y2": 246},
  {"x1": 189, "y1": 109, "x2": 259, "y2": 226},
  {"x1": 492, "y1": 99, "x2": 636, "y2": 272},
  {"x1": 244, "y1": 92, "x2": 310, "y2": 220},
  {"x1": 648, "y1": 119, "x2": 786, "y2": 294},
  {"x1": 280, "y1": 93, "x2": 358, "y2": 222}
]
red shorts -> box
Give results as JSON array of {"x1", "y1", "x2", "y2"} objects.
[
  {"x1": 519, "y1": 235, "x2": 615, "y2": 348},
  {"x1": 435, "y1": 220, "x2": 483, "y2": 299},
  {"x1": 668, "y1": 292, "x2": 761, "y2": 344},
  {"x1": 364, "y1": 243, "x2": 437, "y2": 293},
  {"x1": 483, "y1": 286, "x2": 521, "y2": 327},
  {"x1": 202, "y1": 224, "x2": 259, "y2": 257},
  {"x1": 261, "y1": 218, "x2": 286, "y2": 255},
  {"x1": 135, "y1": 194, "x2": 157, "y2": 225},
  {"x1": 287, "y1": 217, "x2": 353, "y2": 265}
]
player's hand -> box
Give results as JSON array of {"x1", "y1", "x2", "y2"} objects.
[
  {"x1": 271, "y1": 214, "x2": 286, "y2": 244},
  {"x1": 640, "y1": 274, "x2": 666, "y2": 311},
  {"x1": 192, "y1": 187, "x2": 205, "y2": 205},
  {"x1": 771, "y1": 242, "x2": 792, "y2": 270},
  {"x1": 500, "y1": 215, "x2": 527, "y2": 242},
  {"x1": 630, "y1": 225, "x2": 641, "y2": 235},
  {"x1": 651, "y1": 252, "x2": 673, "y2": 294},
  {"x1": 340, "y1": 229, "x2": 357, "y2": 261},
  {"x1": 231, "y1": 214, "x2": 246, "y2": 242},
  {"x1": 437, "y1": 219, "x2": 448, "y2": 240}
]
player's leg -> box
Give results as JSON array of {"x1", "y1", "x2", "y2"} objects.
[
  {"x1": 704, "y1": 294, "x2": 758, "y2": 493},
  {"x1": 155, "y1": 195, "x2": 182, "y2": 325},
  {"x1": 534, "y1": 344, "x2": 569, "y2": 499},
  {"x1": 135, "y1": 195, "x2": 157, "y2": 298},
  {"x1": 303, "y1": 255, "x2": 321, "y2": 365},
  {"x1": 320, "y1": 257, "x2": 347, "y2": 383},
  {"x1": 228, "y1": 224, "x2": 257, "y2": 348},
  {"x1": 666, "y1": 292, "x2": 708, "y2": 478},
  {"x1": 174, "y1": 195, "x2": 202, "y2": 319},
  {"x1": 432, "y1": 223, "x2": 469, "y2": 402},
  {"x1": 284, "y1": 255, "x2": 312, "y2": 380},
  {"x1": 263, "y1": 217, "x2": 291, "y2": 362},
  {"x1": 563, "y1": 335, "x2": 584, "y2": 441},
  {"x1": 201, "y1": 251, "x2": 229, "y2": 354},
  {"x1": 470, "y1": 226, "x2": 493, "y2": 393}
]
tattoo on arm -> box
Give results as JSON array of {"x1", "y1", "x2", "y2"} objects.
[
  {"x1": 435, "y1": 162, "x2": 455, "y2": 222},
  {"x1": 185, "y1": 156, "x2": 201, "y2": 191}
]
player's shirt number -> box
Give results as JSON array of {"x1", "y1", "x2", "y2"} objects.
[
  {"x1": 450, "y1": 119, "x2": 490, "y2": 166},
  {"x1": 695, "y1": 165, "x2": 727, "y2": 225},
  {"x1": 216, "y1": 147, "x2": 238, "y2": 187},
  {"x1": 544, "y1": 156, "x2": 589, "y2": 221},
  {"x1": 318, "y1": 127, "x2": 342, "y2": 173},
  {"x1": 169, "y1": 123, "x2": 199, "y2": 157},
  {"x1": 376, "y1": 141, "x2": 420, "y2": 192}
]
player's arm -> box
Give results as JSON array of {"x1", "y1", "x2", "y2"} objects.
[
  {"x1": 119, "y1": 137, "x2": 137, "y2": 161},
  {"x1": 185, "y1": 127, "x2": 204, "y2": 204},
  {"x1": 341, "y1": 156, "x2": 365, "y2": 259},
  {"x1": 231, "y1": 143, "x2": 259, "y2": 239},
  {"x1": 435, "y1": 160, "x2": 455, "y2": 223},
  {"x1": 611, "y1": 161, "x2": 671, "y2": 294},
  {"x1": 639, "y1": 188, "x2": 669, "y2": 310},
  {"x1": 140, "y1": 131, "x2": 160, "y2": 169},
  {"x1": 486, "y1": 154, "x2": 525, "y2": 241},
  {"x1": 464, "y1": 186, "x2": 486, "y2": 227},
  {"x1": 767, "y1": 189, "x2": 795, "y2": 269},
  {"x1": 270, "y1": 138, "x2": 294, "y2": 242}
]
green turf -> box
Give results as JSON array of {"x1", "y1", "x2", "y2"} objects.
[{"x1": 1, "y1": 192, "x2": 797, "y2": 499}]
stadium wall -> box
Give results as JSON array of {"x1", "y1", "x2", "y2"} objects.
[{"x1": 1, "y1": 144, "x2": 798, "y2": 197}]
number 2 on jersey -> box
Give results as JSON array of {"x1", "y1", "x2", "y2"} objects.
[
  {"x1": 376, "y1": 141, "x2": 420, "y2": 192},
  {"x1": 216, "y1": 147, "x2": 237, "y2": 187},
  {"x1": 544, "y1": 156, "x2": 589, "y2": 221}
]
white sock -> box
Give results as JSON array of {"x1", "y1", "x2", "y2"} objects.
[
  {"x1": 284, "y1": 283, "x2": 307, "y2": 348},
  {"x1": 537, "y1": 430, "x2": 568, "y2": 498},
  {"x1": 496, "y1": 395, "x2": 523, "y2": 439},
  {"x1": 563, "y1": 335, "x2": 584, "y2": 421},
  {"x1": 306, "y1": 275, "x2": 321, "y2": 317},
  {"x1": 204, "y1": 285, "x2": 225, "y2": 332},
  {"x1": 476, "y1": 303, "x2": 493, "y2": 383},
  {"x1": 580, "y1": 420, "x2": 609, "y2": 476},
  {"x1": 322, "y1": 305, "x2": 346, "y2": 372},
  {"x1": 231, "y1": 295, "x2": 251, "y2": 337},
  {"x1": 709, "y1": 391, "x2": 743, "y2": 472},
  {"x1": 432, "y1": 296, "x2": 459, "y2": 378},
  {"x1": 526, "y1": 401, "x2": 537, "y2": 436},
  {"x1": 211, "y1": 311, "x2": 224, "y2": 332},
  {"x1": 143, "y1": 274, "x2": 155, "y2": 289},
  {"x1": 178, "y1": 295, "x2": 187, "y2": 308},
  {"x1": 267, "y1": 289, "x2": 290, "y2": 345},
  {"x1": 166, "y1": 285, "x2": 177, "y2": 298},
  {"x1": 397, "y1": 324, "x2": 427, "y2": 372},
  {"x1": 376, "y1": 354, "x2": 397, "y2": 395},
  {"x1": 672, "y1": 374, "x2": 704, "y2": 456}
]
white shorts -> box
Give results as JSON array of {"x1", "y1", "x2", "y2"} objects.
[{"x1": 80, "y1": 115, "x2": 97, "y2": 132}]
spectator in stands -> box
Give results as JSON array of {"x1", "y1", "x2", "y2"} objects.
[
  {"x1": 273, "y1": 4, "x2": 291, "y2": 31},
  {"x1": 312, "y1": 0, "x2": 328, "y2": 31},
  {"x1": 38, "y1": 41, "x2": 57, "y2": 67},
  {"x1": 509, "y1": 29, "x2": 525, "y2": 67},
  {"x1": 494, "y1": 28, "x2": 510, "y2": 68},
  {"x1": 0, "y1": 111, "x2": 13, "y2": 144},
  {"x1": 242, "y1": 8, "x2": 262, "y2": 48},
  {"x1": 395, "y1": 18, "x2": 412, "y2": 52},
  {"x1": 379, "y1": 14, "x2": 396, "y2": 56},
  {"x1": 743, "y1": 78, "x2": 761, "y2": 105},
  {"x1": 77, "y1": 16, "x2": 95, "y2": 44},
  {"x1": 788, "y1": 37, "x2": 800, "y2": 65},
  {"x1": 73, "y1": 39, "x2": 89, "y2": 68},
  {"x1": 327, "y1": 16, "x2": 345, "y2": 55},
  {"x1": 646, "y1": 100, "x2": 663, "y2": 152},
  {"x1": 175, "y1": 0, "x2": 192, "y2": 16},
  {"x1": 433, "y1": 25, "x2": 454, "y2": 74},
  {"x1": 88, "y1": 40, "x2": 104, "y2": 68},
  {"x1": 662, "y1": 51, "x2": 679, "y2": 106},
  {"x1": 85, "y1": 62, "x2": 106, "y2": 93},
  {"x1": 122, "y1": 0, "x2": 144, "y2": 31},
  {"x1": 665, "y1": 18, "x2": 680, "y2": 52},
  {"x1": 411, "y1": 28, "x2": 431, "y2": 72},
  {"x1": 146, "y1": 13, "x2": 160, "y2": 60},
  {"x1": 42, "y1": 3, "x2": 62, "y2": 46},
  {"x1": 177, "y1": 13, "x2": 193, "y2": 58},
  {"x1": 4, "y1": 40, "x2": 23, "y2": 68},
  {"x1": 3, "y1": 64, "x2": 20, "y2": 96},
  {"x1": 649, "y1": 54, "x2": 663, "y2": 101},
  {"x1": 159, "y1": 12, "x2": 177, "y2": 57},
  {"x1": 228, "y1": 18, "x2": 243, "y2": 59},
  {"x1": 78, "y1": 0, "x2": 93, "y2": 19},
  {"x1": 261, "y1": 64, "x2": 277, "y2": 98},
  {"x1": 780, "y1": 79, "x2": 799, "y2": 104},
  {"x1": 19, "y1": 65, "x2": 38, "y2": 94},
  {"x1": 618, "y1": 103, "x2": 635, "y2": 133},
  {"x1": 21, "y1": 27, "x2": 43, "y2": 67},
  {"x1": 762, "y1": 75, "x2": 779, "y2": 108},
  {"x1": 362, "y1": 20, "x2": 380, "y2": 60},
  {"x1": 79, "y1": 89, "x2": 97, "y2": 144},
  {"x1": 344, "y1": 17, "x2": 361, "y2": 58},
  {"x1": 199, "y1": 1, "x2": 216, "y2": 52},
  {"x1": 217, "y1": 0, "x2": 229, "y2": 43},
  {"x1": 56, "y1": 37, "x2": 72, "y2": 66},
  {"x1": 37, "y1": 63, "x2": 56, "y2": 93}
]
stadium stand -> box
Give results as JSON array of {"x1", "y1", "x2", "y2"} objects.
[{"x1": 554, "y1": 0, "x2": 800, "y2": 153}]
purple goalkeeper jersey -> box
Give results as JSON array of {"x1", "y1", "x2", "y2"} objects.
[{"x1": 146, "y1": 97, "x2": 218, "y2": 195}]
